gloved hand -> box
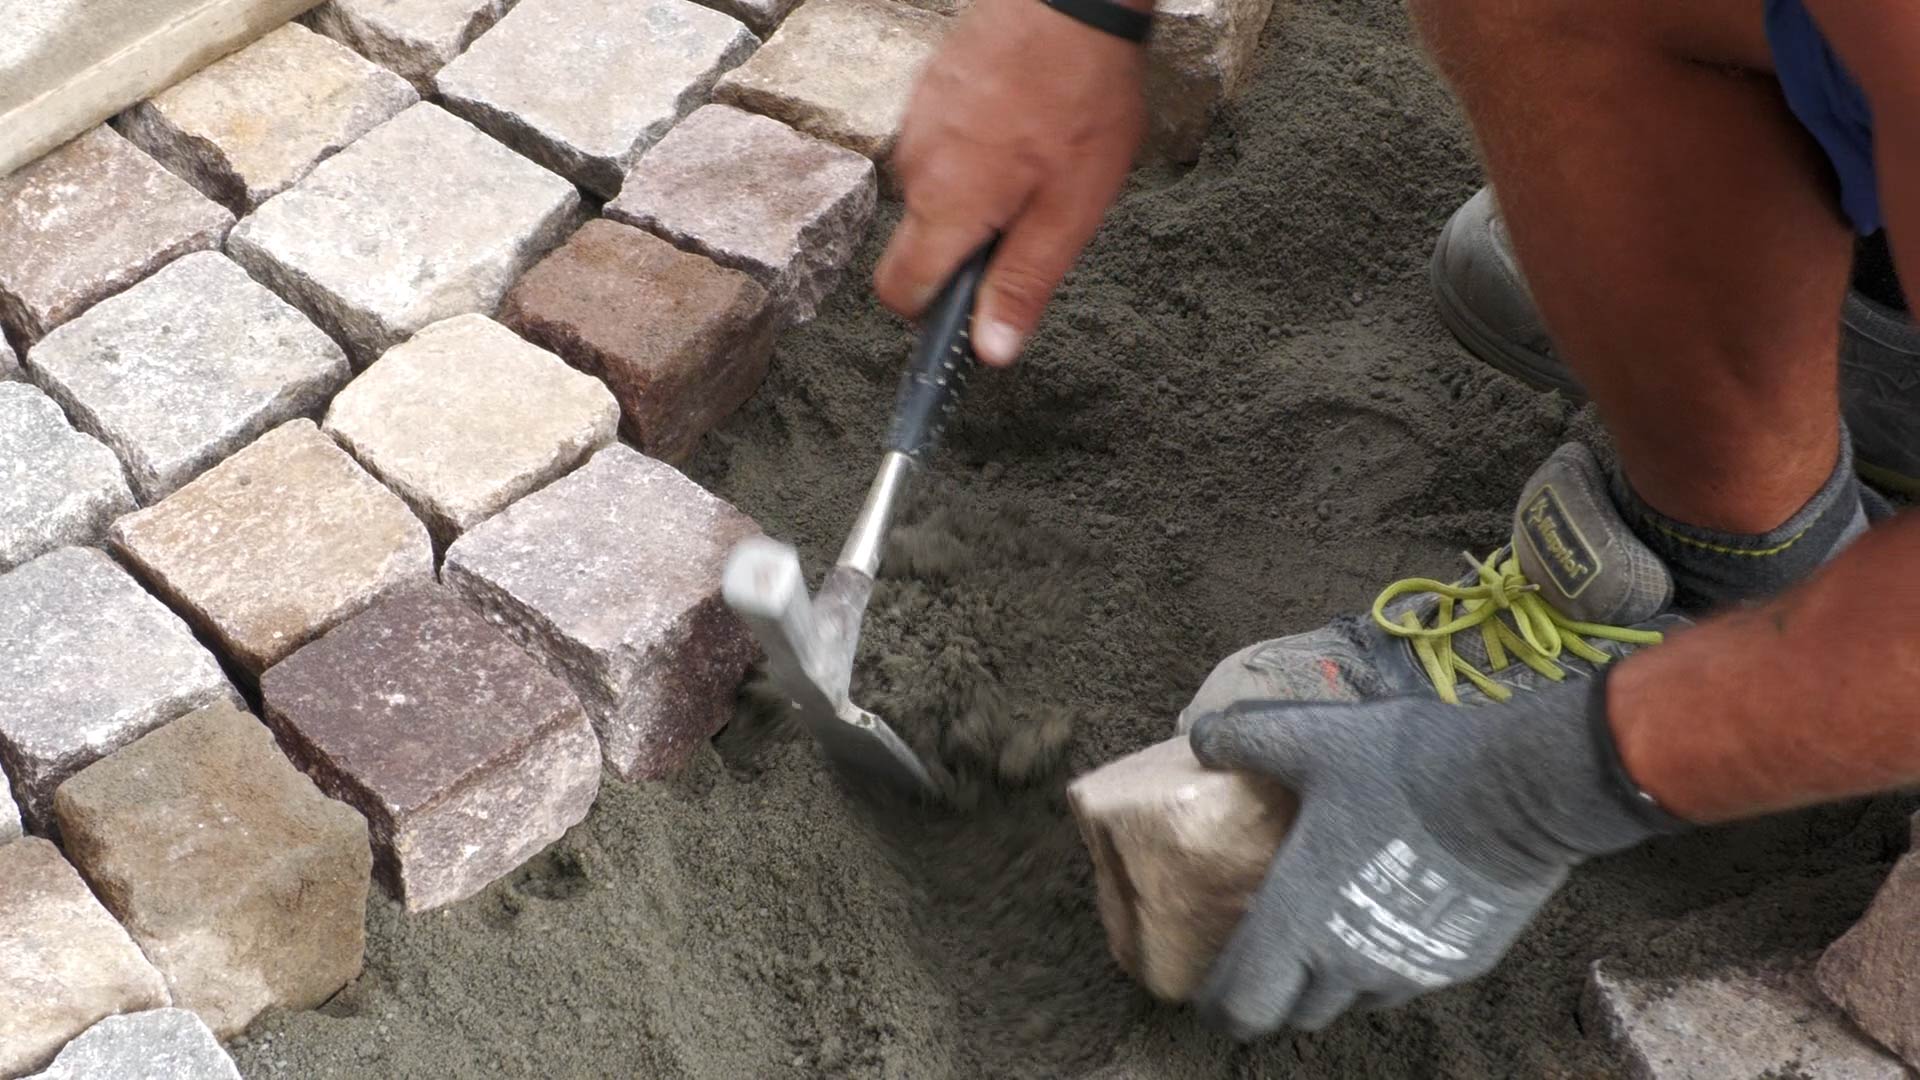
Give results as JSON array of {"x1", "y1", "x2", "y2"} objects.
[{"x1": 1186, "y1": 672, "x2": 1688, "y2": 1039}]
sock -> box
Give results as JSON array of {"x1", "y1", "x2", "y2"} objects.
[{"x1": 1610, "y1": 433, "x2": 1869, "y2": 612}]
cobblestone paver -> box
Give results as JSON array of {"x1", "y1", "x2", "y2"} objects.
[
  {"x1": 608, "y1": 104, "x2": 876, "y2": 325},
  {"x1": 117, "y1": 23, "x2": 419, "y2": 213},
  {"x1": 303, "y1": 0, "x2": 515, "y2": 93},
  {"x1": 0, "y1": 547, "x2": 238, "y2": 834},
  {"x1": 501, "y1": 219, "x2": 776, "y2": 462},
  {"x1": 22, "y1": 1010, "x2": 240, "y2": 1080},
  {"x1": 227, "y1": 102, "x2": 582, "y2": 366},
  {"x1": 1145, "y1": 0, "x2": 1275, "y2": 162},
  {"x1": 436, "y1": 0, "x2": 758, "y2": 198},
  {"x1": 0, "y1": 127, "x2": 234, "y2": 346},
  {"x1": 0, "y1": 384, "x2": 135, "y2": 573},
  {"x1": 691, "y1": 0, "x2": 803, "y2": 37},
  {"x1": 323, "y1": 314, "x2": 618, "y2": 545},
  {"x1": 713, "y1": 0, "x2": 947, "y2": 172},
  {"x1": 110, "y1": 419, "x2": 434, "y2": 674},
  {"x1": 1819, "y1": 813, "x2": 1920, "y2": 1070},
  {"x1": 2, "y1": 339, "x2": 18, "y2": 380},
  {"x1": 444, "y1": 445, "x2": 760, "y2": 780},
  {"x1": 0, "y1": 838, "x2": 170, "y2": 1078},
  {"x1": 27, "y1": 251, "x2": 351, "y2": 503},
  {"x1": 262, "y1": 586, "x2": 602, "y2": 911},
  {"x1": 53, "y1": 703, "x2": 372, "y2": 1038},
  {"x1": 1, "y1": 763, "x2": 19, "y2": 844}
]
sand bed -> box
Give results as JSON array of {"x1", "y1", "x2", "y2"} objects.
[{"x1": 233, "y1": 2, "x2": 1916, "y2": 1075}]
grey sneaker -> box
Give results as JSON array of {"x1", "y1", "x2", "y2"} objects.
[
  {"x1": 1179, "y1": 444, "x2": 1689, "y2": 726},
  {"x1": 1432, "y1": 187, "x2": 1920, "y2": 494}
]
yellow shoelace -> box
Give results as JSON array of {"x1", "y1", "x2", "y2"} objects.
[{"x1": 1370, "y1": 550, "x2": 1664, "y2": 705}]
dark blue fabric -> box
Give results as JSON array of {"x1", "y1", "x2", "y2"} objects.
[{"x1": 1766, "y1": 0, "x2": 1880, "y2": 233}]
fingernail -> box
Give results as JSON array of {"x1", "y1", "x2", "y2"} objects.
[{"x1": 975, "y1": 320, "x2": 1022, "y2": 365}]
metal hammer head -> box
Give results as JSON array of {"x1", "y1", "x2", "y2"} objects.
[{"x1": 722, "y1": 536, "x2": 935, "y2": 797}]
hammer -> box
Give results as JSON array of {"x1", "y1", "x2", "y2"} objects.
[{"x1": 721, "y1": 242, "x2": 996, "y2": 799}]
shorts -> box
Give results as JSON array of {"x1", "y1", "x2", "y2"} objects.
[{"x1": 1766, "y1": 0, "x2": 1880, "y2": 234}]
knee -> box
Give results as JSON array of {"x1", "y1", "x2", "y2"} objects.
[{"x1": 1406, "y1": 0, "x2": 1588, "y2": 87}]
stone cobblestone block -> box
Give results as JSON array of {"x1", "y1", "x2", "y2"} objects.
[
  {"x1": 713, "y1": 0, "x2": 947, "y2": 171},
  {"x1": 110, "y1": 419, "x2": 433, "y2": 675},
  {"x1": 304, "y1": 0, "x2": 515, "y2": 93},
  {"x1": 1144, "y1": 0, "x2": 1275, "y2": 162},
  {"x1": 1818, "y1": 813, "x2": 1920, "y2": 1070},
  {"x1": 499, "y1": 220, "x2": 775, "y2": 463},
  {"x1": 262, "y1": 586, "x2": 601, "y2": 911},
  {"x1": 436, "y1": 0, "x2": 757, "y2": 198},
  {"x1": 27, "y1": 252, "x2": 351, "y2": 503},
  {"x1": 323, "y1": 314, "x2": 617, "y2": 545},
  {"x1": 607, "y1": 104, "x2": 876, "y2": 325},
  {"x1": 23, "y1": 1010, "x2": 240, "y2": 1080},
  {"x1": 1583, "y1": 957, "x2": 1906, "y2": 1080},
  {"x1": 1, "y1": 762, "x2": 20, "y2": 844},
  {"x1": 0, "y1": 548, "x2": 237, "y2": 834},
  {"x1": 0, "y1": 838, "x2": 170, "y2": 1077},
  {"x1": 226, "y1": 103, "x2": 582, "y2": 366},
  {"x1": 117, "y1": 23, "x2": 419, "y2": 213},
  {"x1": 53, "y1": 703, "x2": 372, "y2": 1039},
  {"x1": 0, "y1": 127, "x2": 234, "y2": 346},
  {"x1": 688, "y1": 0, "x2": 800, "y2": 37},
  {"x1": 443, "y1": 445, "x2": 759, "y2": 780},
  {"x1": 0, "y1": 384, "x2": 135, "y2": 573},
  {"x1": 2, "y1": 339, "x2": 18, "y2": 380}
]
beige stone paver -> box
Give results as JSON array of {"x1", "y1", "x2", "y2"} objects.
[{"x1": 1144, "y1": 0, "x2": 1275, "y2": 162}]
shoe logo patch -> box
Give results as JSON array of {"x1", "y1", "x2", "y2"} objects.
[{"x1": 1521, "y1": 485, "x2": 1600, "y2": 598}]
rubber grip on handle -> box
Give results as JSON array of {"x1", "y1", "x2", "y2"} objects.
[{"x1": 885, "y1": 238, "x2": 997, "y2": 461}]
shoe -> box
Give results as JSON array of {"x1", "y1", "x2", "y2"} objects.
[
  {"x1": 1178, "y1": 443, "x2": 1690, "y2": 726},
  {"x1": 1431, "y1": 187, "x2": 1920, "y2": 495}
]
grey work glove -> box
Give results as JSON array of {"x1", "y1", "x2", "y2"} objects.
[{"x1": 1186, "y1": 672, "x2": 1688, "y2": 1039}]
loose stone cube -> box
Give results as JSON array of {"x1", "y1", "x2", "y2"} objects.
[
  {"x1": 713, "y1": 0, "x2": 948, "y2": 170},
  {"x1": 499, "y1": 220, "x2": 775, "y2": 463},
  {"x1": 0, "y1": 384, "x2": 135, "y2": 572},
  {"x1": 1, "y1": 762, "x2": 20, "y2": 844},
  {"x1": 1144, "y1": 0, "x2": 1276, "y2": 162},
  {"x1": 436, "y1": 0, "x2": 757, "y2": 198},
  {"x1": 0, "y1": 547, "x2": 237, "y2": 833},
  {"x1": 52, "y1": 703, "x2": 371, "y2": 1037},
  {"x1": 116, "y1": 23, "x2": 419, "y2": 213},
  {"x1": 1818, "y1": 813, "x2": 1920, "y2": 1070},
  {"x1": 226, "y1": 103, "x2": 582, "y2": 366},
  {"x1": 0, "y1": 838, "x2": 170, "y2": 1077},
  {"x1": 323, "y1": 315, "x2": 617, "y2": 546},
  {"x1": 607, "y1": 104, "x2": 876, "y2": 325},
  {"x1": 110, "y1": 419, "x2": 434, "y2": 675},
  {"x1": 1583, "y1": 958, "x2": 1907, "y2": 1080},
  {"x1": 443, "y1": 445, "x2": 760, "y2": 780},
  {"x1": 0, "y1": 127, "x2": 234, "y2": 346},
  {"x1": 27, "y1": 251, "x2": 351, "y2": 503},
  {"x1": 261, "y1": 586, "x2": 602, "y2": 911},
  {"x1": 23, "y1": 1010, "x2": 240, "y2": 1080},
  {"x1": 304, "y1": 0, "x2": 515, "y2": 93}
]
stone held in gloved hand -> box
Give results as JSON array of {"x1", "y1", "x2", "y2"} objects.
[{"x1": 1186, "y1": 673, "x2": 1689, "y2": 1040}]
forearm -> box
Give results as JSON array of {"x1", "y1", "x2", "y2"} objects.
[{"x1": 1609, "y1": 510, "x2": 1920, "y2": 823}]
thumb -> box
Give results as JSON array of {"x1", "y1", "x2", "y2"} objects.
[{"x1": 1188, "y1": 701, "x2": 1345, "y2": 790}]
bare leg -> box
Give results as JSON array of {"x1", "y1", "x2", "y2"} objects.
[{"x1": 1411, "y1": 1, "x2": 1854, "y2": 534}]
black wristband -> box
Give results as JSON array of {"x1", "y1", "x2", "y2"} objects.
[{"x1": 1041, "y1": 0, "x2": 1153, "y2": 43}]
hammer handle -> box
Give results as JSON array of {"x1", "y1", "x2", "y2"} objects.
[{"x1": 885, "y1": 238, "x2": 997, "y2": 462}]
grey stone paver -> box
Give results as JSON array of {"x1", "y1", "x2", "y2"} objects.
[
  {"x1": 303, "y1": 0, "x2": 515, "y2": 93},
  {"x1": 0, "y1": 547, "x2": 237, "y2": 833},
  {"x1": 226, "y1": 102, "x2": 582, "y2": 366},
  {"x1": 117, "y1": 23, "x2": 419, "y2": 212},
  {"x1": 53, "y1": 703, "x2": 372, "y2": 1039},
  {"x1": 110, "y1": 419, "x2": 434, "y2": 675},
  {"x1": 262, "y1": 586, "x2": 602, "y2": 911},
  {"x1": 713, "y1": 0, "x2": 947, "y2": 172},
  {"x1": 1583, "y1": 957, "x2": 1907, "y2": 1080},
  {"x1": 1, "y1": 762, "x2": 19, "y2": 844},
  {"x1": 0, "y1": 838, "x2": 170, "y2": 1078},
  {"x1": 23, "y1": 1009, "x2": 240, "y2": 1080},
  {"x1": 1818, "y1": 812, "x2": 1920, "y2": 1070},
  {"x1": 0, "y1": 126, "x2": 233, "y2": 345},
  {"x1": 436, "y1": 0, "x2": 757, "y2": 198},
  {"x1": 443, "y1": 444, "x2": 760, "y2": 780},
  {"x1": 499, "y1": 219, "x2": 776, "y2": 463},
  {"x1": 0, "y1": 384, "x2": 135, "y2": 573},
  {"x1": 322, "y1": 314, "x2": 617, "y2": 546},
  {"x1": 607, "y1": 104, "x2": 876, "y2": 325},
  {"x1": 27, "y1": 251, "x2": 351, "y2": 503},
  {"x1": 2, "y1": 338, "x2": 18, "y2": 380},
  {"x1": 1144, "y1": 0, "x2": 1275, "y2": 162}
]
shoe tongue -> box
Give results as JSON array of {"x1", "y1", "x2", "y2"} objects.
[{"x1": 1510, "y1": 444, "x2": 1673, "y2": 625}]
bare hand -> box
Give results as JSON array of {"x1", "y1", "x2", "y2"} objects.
[{"x1": 874, "y1": 0, "x2": 1149, "y2": 365}]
